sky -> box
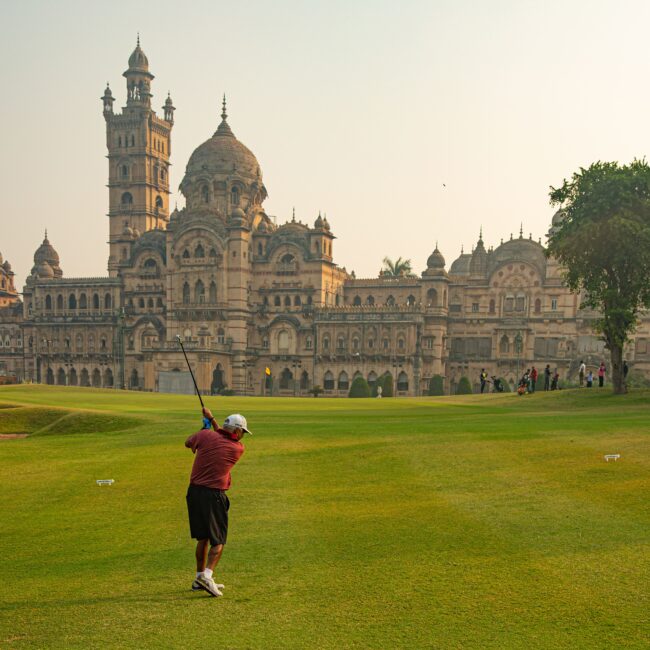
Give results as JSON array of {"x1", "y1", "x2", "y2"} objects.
[{"x1": 1, "y1": 0, "x2": 649, "y2": 286}]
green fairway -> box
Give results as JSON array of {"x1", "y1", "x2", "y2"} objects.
[{"x1": 0, "y1": 386, "x2": 648, "y2": 649}]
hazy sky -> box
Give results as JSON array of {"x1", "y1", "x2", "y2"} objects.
[{"x1": 1, "y1": 0, "x2": 649, "y2": 286}]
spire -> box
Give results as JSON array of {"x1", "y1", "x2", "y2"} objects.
[
  {"x1": 479, "y1": 225, "x2": 483, "y2": 242},
  {"x1": 519, "y1": 223, "x2": 523, "y2": 239},
  {"x1": 214, "y1": 93, "x2": 234, "y2": 137},
  {"x1": 137, "y1": 32, "x2": 140, "y2": 47},
  {"x1": 44, "y1": 228, "x2": 48, "y2": 241}
]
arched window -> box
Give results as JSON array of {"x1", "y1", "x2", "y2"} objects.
[
  {"x1": 300, "y1": 371, "x2": 310, "y2": 390},
  {"x1": 156, "y1": 297, "x2": 163, "y2": 308},
  {"x1": 195, "y1": 244, "x2": 205, "y2": 258},
  {"x1": 274, "y1": 296, "x2": 281, "y2": 307},
  {"x1": 130, "y1": 134, "x2": 135, "y2": 146},
  {"x1": 427, "y1": 288, "x2": 438, "y2": 306},
  {"x1": 407, "y1": 295, "x2": 416, "y2": 306},
  {"x1": 92, "y1": 368, "x2": 101, "y2": 388},
  {"x1": 337, "y1": 336, "x2": 346, "y2": 350},
  {"x1": 100, "y1": 337, "x2": 107, "y2": 351},
  {"x1": 515, "y1": 295, "x2": 526, "y2": 312},
  {"x1": 104, "y1": 293, "x2": 112, "y2": 309},
  {"x1": 382, "y1": 338, "x2": 389, "y2": 349},
  {"x1": 79, "y1": 368, "x2": 89, "y2": 387},
  {"x1": 195, "y1": 280, "x2": 205, "y2": 303},
  {"x1": 57, "y1": 368, "x2": 66, "y2": 385},
  {"x1": 201, "y1": 185, "x2": 209, "y2": 203},
  {"x1": 323, "y1": 371, "x2": 334, "y2": 390},
  {"x1": 500, "y1": 335, "x2": 509, "y2": 354},
  {"x1": 93, "y1": 293, "x2": 100, "y2": 309},
  {"x1": 231, "y1": 186, "x2": 240, "y2": 205},
  {"x1": 504, "y1": 296, "x2": 514, "y2": 312},
  {"x1": 153, "y1": 165, "x2": 159, "y2": 185},
  {"x1": 182, "y1": 249, "x2": 190, "y2": 259},
  {"x1": 338, "y1": 371, "x2": 349, "y2": 390},
  {"x1": 88, "y1": 335, "x2": 94, "y2": 352},
  {"x1": 534, "y1": 298, "x2": 541, "y2": 314},
  {"x1": 278, "y1": 330, "x2": 289, "y2": 352},
  {"x1": 397, "y1": 372, "x2": 409, "y2": 391},
  {"x1": 398, "y1": 338, "x2": 405, "y2": 350},
  {"x1": 209, "y1": 248, "x2": 217, "y2": 258},
  {"x1": 130, "y1": 369, "x2": 139, "y2": 390},
  {"x1": 209, "y1": 282, "x2": 217, "y2": 303},
  {"x1": 68, "y1": 294, "x2": 77, "y2": 310},
  {"x1": 489, "y1": 299, "x2": 496, "y2": 314},
  {"x1": 284, "y1": 296, "x2": 291, "y2": 307},
  {"x1": 367, "y1": 338, "x2": 375, "y2": 349},
  {"x1": 307, "y1": 296, "x2": 312, "y2": 305},
  {"x1": 139, "y1": 298, "x2": 145, "y2": 309},
  {"x1": 323, "y1": 336, "x2": 330, "y2": 351},
  {"x1": 147, "y1": 298, "x2": 153, "y2": 309},
  {"x1": 294, "y1": 295, "x2": 301, "y2": 306},
  {"x1": 258, "y1": 243, "x2": 263, "y2": 256},
  {"x1": 121, "y1": 164, "x2": 129, "y2": 179},
  {"x1": 79, "y1": 293, "x2": 87, "y2": 310},
  {"x1": 104, "y1": 369, "x2": 114, "y2": 388},
  {"x1": 386, "y1": 295, "x2": 395, "y2": 307},
  {"x1": 280, "y1": 253, "x2": 295, "y2": 264},
  {"x1": 45, "y1": 295, "x2": 52, "y2": 310},
  {"x1": 353, "y1": 295, "x2": 362, "y2": 306},
  {"x1": 306, "y1": 336, "x2": 313, "y2": 349},
  {"x1": 279, "y1": 367, "x2": 293, "y2": 389},
  {"x1": 352, "y1": 338, "x2": 360, "y2": 351},
  {"x1": 182, "y1": 282, "x2": 190, "y2": 304},
  {"x1": 367, "y1": 371, "x2": 377, "y2": 388},
  {"x1": 64, "y1": 337, "x2": 71, "y2": 350},
  {"x1": 56, "y1": 294, "x2": 64, "y2": 311},
  {"x1": 75, "y1": 334, "x2": 83, "y2": 351},
  {"x1": 121, "y1": 192, "x2": 133, "y2": 205},
  {"x1": 366, "y1": 295, "x2": 375, "y2": 306},
  {"x1": 217, "y1": 328, "x2": 225, "y2": 344},
  {"x1": 69, "y1": 368, "x2": 78, "y2": 386},
  {"x1": 262, "y1": 296, "x2": 269, "y2": 306}
]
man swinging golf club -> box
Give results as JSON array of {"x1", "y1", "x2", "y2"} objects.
[{"x1": 185, "y1": 408, "x2": 251, "y2": 597}]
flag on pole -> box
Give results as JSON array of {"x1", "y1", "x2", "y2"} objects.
[{"x1": 265, "y1": 367, "x2": 271, "y2": 376}]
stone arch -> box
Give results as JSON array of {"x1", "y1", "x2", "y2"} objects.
[
  {"x1": 353, "y1": 295, "x2": 362, "y2": 306},
  {"x1": 69, "y1": 368, "x2": 78, "y2": 386},
  {"x1": 92, "y1": 368, "x2": 101, "y2": 387},
  {"x1": 300, "y1": 370, "x2": 310, "y2": 390},
  {"x1": 68, "y1": 294, "x2": 77, "y2": 310},
  {"x1": 130, "y1": 369, "x2": 139, "y2": 390},
  {"x1": 323, "y1": 370, "x2": 334, "y2": 390},
  {"x1": 397, "y1": 371, "x2": 409, "y2": 391},
  {"x1": 45, "y1": 295, "x2": 52, "y2": 310},
  {"x1": 104, "y1": 368, "x2": 114, "y2": 388},
  {"x1": 80, "y1": 368, "x2": 90, "y2": 387},
  {"x1": 426, "y1": 288, "x2": 438, "y2": 306},
  {"x1": 338, "y1": 371, "x2": 349, "y2": 390},
  {"x1": 211, "y1": 364, "x2": 225, "y2": 394},
  {"x1": 57, "y1": 368, "x2": 66, "y2": 385},
  {"x1": 279, "y1": 367, "x2": 293, "y2": 390}
]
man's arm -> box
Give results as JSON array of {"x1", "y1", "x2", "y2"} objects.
[
  {"x1": 185, "y1": 431, "x2": 201, "y2": 451},
  {"x1": 202, "y1": 407, "x2": 219, "y2": 432}
]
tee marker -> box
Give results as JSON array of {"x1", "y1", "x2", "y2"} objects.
[
  {"x1": 604, "y1": 454, "x2": 620, "y2": 462},
  {"x1": 96, "y1": 479, "x2": 115, "y2": 485}
]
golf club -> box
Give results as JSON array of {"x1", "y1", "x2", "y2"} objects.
[{"x1": 175, "y1": 334, "x2": 204, "y2": 408}]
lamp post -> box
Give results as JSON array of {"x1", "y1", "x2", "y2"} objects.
[
  {"x1": 514, "y1": 331, "x2": 523, "y2": 381},
  {"x1": 292, "y1": 357, "x2": 302, "y2": 397}
]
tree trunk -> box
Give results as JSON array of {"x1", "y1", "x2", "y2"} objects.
[{"x1": 610, "y1": 343, "x2": 626, "y2": 394}]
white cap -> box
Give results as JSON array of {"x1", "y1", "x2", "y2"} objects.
[{"x1": 223, "y1": 413, "x2": 252, "y2": 434}]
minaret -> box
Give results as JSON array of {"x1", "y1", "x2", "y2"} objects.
[{"x1": 103, "y1": 37, "x2": 175, "y2": 276}]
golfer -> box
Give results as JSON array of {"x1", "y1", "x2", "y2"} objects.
[{"x1": 185, "y1": 407, "x2": 251, "y2": 597}]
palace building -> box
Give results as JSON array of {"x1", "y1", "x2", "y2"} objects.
[{"x1": 2, "y1": 42, "x2": 650, "y2": 394}]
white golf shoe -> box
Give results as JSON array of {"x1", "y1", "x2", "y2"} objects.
[{"x1": 196, "y1": 575, "x2": 224, "y2": 597}]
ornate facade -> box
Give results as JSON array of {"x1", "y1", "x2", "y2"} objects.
[{"x1": 3, "y1": 42, "x2": 650, "y2": 394}]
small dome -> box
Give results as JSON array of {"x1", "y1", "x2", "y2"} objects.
[
  {"x1": 34, "y1": 232, "x2": 60, "y2": 267},
  {"x1": 165, "y1": 93, "x2": 174, "y2": 105},
  {"x1": 127, "y1": 42, "x2": 149, "y2": 72},
  {"x1": 34, "y1": 261, "x2": 54, "y2": 279},
  {"x1": 103, "y1": 84, "x2": 113, "y2": 97},
  {"x1": 3, "y1": 260, "x2": 12, "y2": 272},
  {"x1": 258, "y1": 220, "x2": 269, "y2": 233},
  {"x1": 314, "y1": 214, "x2": 324, "y2": 229},
  {"x1": 427, "y1": 247, "x2": 446, "y2": 269},
  {"x1": 323, "y1": 216, "x2": 331, "y2": 231},
  {"x1": 231, "y1": 206, "x2": 246, "y2": 219}
]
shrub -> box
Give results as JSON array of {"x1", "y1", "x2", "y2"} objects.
[
  {"x1": 498, "y1": 377, "x2": 510, "y2": 393},
  {"x1": 309, "y1": 385, "x2": 323, "y2": 397},
  {"x1": 428, "y1": 374, "x2": 444, "y2": 396},
  {"x1": 380, "y1": 372, "x2": 394, "y2": 397},
  {"x1": 348, "y1": 376, "x2": 371, "y2": 398},
  {"x1": 626, "y1": 370, "x2": 650, "y2": 389},
  {"x1": 456, "y1": 376, "x2": 472, "y2": 395}
]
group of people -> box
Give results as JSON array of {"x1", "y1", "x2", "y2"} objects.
[
  {"x1": 518, "y1": 365, "x2": 559, "y2": 394},
  {"x1": 578, "y1": 360, "x2": 628, "y2": 388}
]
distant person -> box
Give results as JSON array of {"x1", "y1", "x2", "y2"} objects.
[
  {"x1": 480, "y1": 368, "x2": 488, "y2": 393},
  {"x1": 551, "y1": 370, "x2": 559, "y2": 391},
  {"x1": 598, "y1": 361, "x2": 606, "y2": 387},
  {"x1": 530, "y1": 366, "x2": 538, "y2": 393},
  {"x1": 491, "y1": 376, "x2": 503, "y2": 393},
  {"x1": 623, "y1": 360, "x2": 629, "y2": 380},
  {"x1": 185, "y1": 408, "x2": 251, "y2": 597},
  {"x1": 544, "y1": 364, "x2": 551, "y2": 391},
  {"x1": 578, "y1": 360, "x2": 586, "y2": 387},
  {"x1": 586, "y1": 370, "x2": 593, "y2": 388}
]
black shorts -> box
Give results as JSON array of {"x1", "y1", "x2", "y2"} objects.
[{"x1": 186, "y1": 484, "x2": 230, "y2": 546}]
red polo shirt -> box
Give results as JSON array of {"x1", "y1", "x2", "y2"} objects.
[{"x1": 185, "y1": 427, "x2": 244, "y2": 490}]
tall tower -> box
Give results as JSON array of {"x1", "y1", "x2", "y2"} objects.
[{"x1": 102, "y1": 37, "x2": 175, "y2": 276}]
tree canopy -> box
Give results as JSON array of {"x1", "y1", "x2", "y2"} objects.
[
  {"x1": 548, "y1": 159, "x2": 650, "y2": 393},
  {"x1": 381, "y1": 257, "x2": 416, "y2": 278}
]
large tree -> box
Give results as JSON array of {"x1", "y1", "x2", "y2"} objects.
[
  {"x1": 381, "y1": 256, "x2": 416, "y2": 277},
  {"x1": 548, "y1": 160, "x2": 650, "y2": 394}
]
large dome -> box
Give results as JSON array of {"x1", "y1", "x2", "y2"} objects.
[{"x1": 183, "y1": 118, "x2": 261, "y2": 183}]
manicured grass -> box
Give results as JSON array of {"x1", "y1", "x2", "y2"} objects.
[{"x1": 0, "y1": 385, "x2": 648, "y2": 649}]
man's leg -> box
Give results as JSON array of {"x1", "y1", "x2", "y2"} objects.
[
  {"x1": 196, "y1": 539, "x2": 209, "y2": 572},
  {"x1": 206, "y1": 544, "x2": 224, "y2": 571}
]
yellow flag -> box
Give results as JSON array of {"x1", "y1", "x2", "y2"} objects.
[{"x1": 265, "y1": 367, "x2": 271, "y2": 376}]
